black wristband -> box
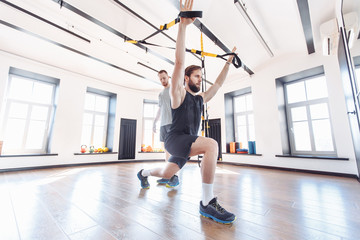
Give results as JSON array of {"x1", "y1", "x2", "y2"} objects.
[{"x1": 179, "y1": 11, "x2": 203, "y2": 18}]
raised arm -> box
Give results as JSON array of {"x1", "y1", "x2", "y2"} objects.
[
  {"x1": 170, "y1": 0, "x2": 196, "y2": 109},
  {"x1": 200, "y1": 47, "x2": 237, "y2": 103}
]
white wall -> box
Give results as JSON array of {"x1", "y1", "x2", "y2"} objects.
[
  {"x1": 1, "y1": 42, "x2": 359, "y2": 175},
  {"x1": 0, "y1": 50, "x2": 164, "y2": 170},
  {"x1": 207, "y1": 41, "x2": 360, "y2": 176}
]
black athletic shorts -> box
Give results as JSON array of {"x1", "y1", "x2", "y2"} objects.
[{"x1": 164, "y1": 133, "x2": 199, "y2": 169}]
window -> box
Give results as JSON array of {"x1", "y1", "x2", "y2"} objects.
[
  {"x1": 142, "y1": 101, "x2": 161, "y2": 151},
  {"x1": 234, "y1": 93, "x2": 255, "y2": 149},
  {"x1": 81, "y1": 92, "x2": 109, "y2": 149},
  {"x1": 2, "y1": 71, "x2": 58, "y2": 154},
  {"x1": 285, "y1": 75, "x2": 336, "y2": 155},
  {"x1": 224, "y1": 87, "x2": 253, "y2": 152}
]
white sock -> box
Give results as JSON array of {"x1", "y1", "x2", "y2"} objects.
[
  {"x1": 202, "y1": 183, "x2": 214, "y2": 206},
  {"x1": 142, "y1": 169, "x2": 151, "y2": 177}
]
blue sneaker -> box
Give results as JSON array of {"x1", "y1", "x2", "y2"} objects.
[
  {"x1": 137, "y1": 169, "x2": 150, "y2": 189},
  {"x1": 166, "y1": 175, "x2": 179, "y2": 188},
  {"x1": 157, "y1": 178, "x2": 169, "y2": 184},
  {"x1": 199, "y1": 197, "x2": 236, "y2": 224}
]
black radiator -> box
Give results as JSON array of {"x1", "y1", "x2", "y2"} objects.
[
  {"x1": 118, "y1": 118, "x2": 136, "y2": 159},
  {"x1": 207, "y1": 118, "x2": 222, "y2": 160}
]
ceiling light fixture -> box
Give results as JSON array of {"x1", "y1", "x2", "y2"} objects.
[{"x1": 234, "y1": 0, "x2": 274, "y2": 57}]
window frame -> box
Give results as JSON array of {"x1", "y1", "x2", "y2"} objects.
[
  {"x1": 284, "y1": 75, "x2": 337, "y2": 156},
  {"x1": 142, "y1": 100, "x2": 161, "y2": 151},
  {"x1": 233, "y1": 93, "x2": 254, "y2": 149},
  {"x1": 355, "y1": 66, "x2": 360, "y2": 105},
  {"x1": 2, "y1": 73, "x2": 57, "y2": 154},
  {"x1": 81, "y1": 92, "x2": 110, "y2": 149}
]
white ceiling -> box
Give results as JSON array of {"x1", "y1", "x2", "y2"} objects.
[{"x1": 0, "y1": 0, "x2": 359, "y2": 91}]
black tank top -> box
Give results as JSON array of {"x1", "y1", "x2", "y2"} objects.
[{"x1": 169, "y1": 91, "x2": 203, "y2": 136}]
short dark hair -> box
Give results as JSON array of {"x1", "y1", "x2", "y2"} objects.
[
  {"x1": 158, "y1": 70, "x2": 168, "y2": 75},
  {"x1": 185, "y1": 65, "x2": 201, "y2": 77}
]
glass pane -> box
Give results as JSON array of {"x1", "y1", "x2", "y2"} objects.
[
  {"x1": 312, "y1": 119, "x2": 334, "y2": 151},
  {"x1": 31, "y1": 106, "x2": 48, "y2": 121},
  {"x1": 286, "y1": 81, "x2": 306, "y2": 104},
  {"x1": 93, "y1": 126, "x2": 105, "y2": 147},
  {"x1": 248, "y1": 114, "x2": 254, "y2": 125},
  {"x1": 8, "y1": 102, "x2": 28, "y2": 119},
  {"x1": 143, "y1": 130, "x2": 152, "y2": 146},
  {"x1": 94, "y1": 115, "x2": 105, "y2": 126},
  {"x1": 25, "y1": 121, "x2": 46, "y2": 149},
  {"x1": 9, "y1": 77, "x2": 32, "y2": 101},
  {"x1": 234, "y1": 96, "x2": 246, "y2": 113},
  {"x1": 291, "y1": 107, "x2": 307, "y2": 121},
  {"x1": 95, "y1": 95, "x2": 108, "y2": 113},
  {"x1": 144, "y1": 119, "x2": 153, "y2": 130},
  {"x1": 236, "y1": 115, "x2": 246, "y2": 126},
  {"x1": 83, "y1": 113, "x2": 93, "y2": 125},
  {"x1": 236, "y1": 126, "x2": 247, "y2": 148},
  {"x1": 143, "y1": 104, "x2": 155, "y2": 118},
  {"x1": 293, "y1": 121, "x2": 311, "y2": 151},
  {"x1": 81, "y1": 125, "x2": 92, "y2": 146},
  {"x1": 4, "y1": 119, "x2": 26, "y2": 149},
  {"x1": 32, "y1": 82, "x2": 53, "y2": 104},
  {"x1": 84, "y1": 94, "x2": 95, "y2": 111},
  {"x1": 248, "y1": 124, "x2": 255, "y2": 141},
  {"x1": 310, "y1": 103, "x2": 329, "y2": 119},
  {"x1": 246, "y1": 94, "x2": 253, "y2": 111},
  {"x1": 306, "y1": 76, "x2": 328, "y2": 100}
]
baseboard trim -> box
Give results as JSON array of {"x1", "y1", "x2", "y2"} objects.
[
  {"x1": 202, "y1": 160, "x2": 358, "y2": 179},
  {"x1": 0, "y1": 159, "x2": 164, "y2": 173}
]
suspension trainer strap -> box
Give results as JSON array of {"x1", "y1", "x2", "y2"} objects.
[
  {"x1": 160, "y1": 17, "x2": 180, "y2": 30},
  {"x1": 125, "y1": 10, "x2": 242, "y2": 68},
  {"x1": 126, "y1": 39, "x2": 242, "y2": 68},
  {"x1": 138, "y1": 11, "x2": 202, "y2": 43},
  {"x1": 217, "y1": 53, "x2": 242, "y2": 68},
  {"x1": 141, "y1": 17, "x2": 181, "y2": 42}
]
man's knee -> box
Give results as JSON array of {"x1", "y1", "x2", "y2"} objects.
[{"x1": 206, "y1": 138, "x2": 218, "y2": 155}]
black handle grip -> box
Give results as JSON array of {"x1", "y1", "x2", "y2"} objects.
[
  {"x1": 179, "y1": 11, "x2": 203, "y2": 18},
  {"x1": 232, "y1": 55, "x2": 242, "y2": 68}
]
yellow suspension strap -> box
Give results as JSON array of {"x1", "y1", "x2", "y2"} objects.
[
  {"x1": 125, "y1": 17, "x2": 180, "y2": 45},
  {"x1": 200, "y1": 31, "x2": 209, "y2": 138},
  {"x1": 200, "y1": 32, "x2": 205, "y2": 137},
  {"x1": 186, "y1": 49, "x2": 241, "y2": 68},
  {"x1": 126, "y1": 11, "x2": 202, "y2": 44},
  {"x1": 199, "y1": 31, "x2": 208, "y2": 167},
  {"x1": 125, "y1": 40, "x2": 237, "y2": 68},
  {"x1": 200, "y1": 31, "x2": 204, "y2": 57},
  {"x1": 143, "y1": 17, "x2": 180, "y2": 41},
  {"x1": 126, "y1": 38, "x2": 242, "y2": 69},
  {"x1": 160, "y1": 18, "x2": 180, "y2": 31},
  {"x1": 124, "y1": 11, "x2": 243, "y2": 68}
]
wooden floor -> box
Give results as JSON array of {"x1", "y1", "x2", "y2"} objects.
[{"x1": 0, "y1": 162, "x2": 359, "y2": 240}]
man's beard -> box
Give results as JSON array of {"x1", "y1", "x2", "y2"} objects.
[{"x1": 189, "y1": 80, "x2": 200, "y2": 93}]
